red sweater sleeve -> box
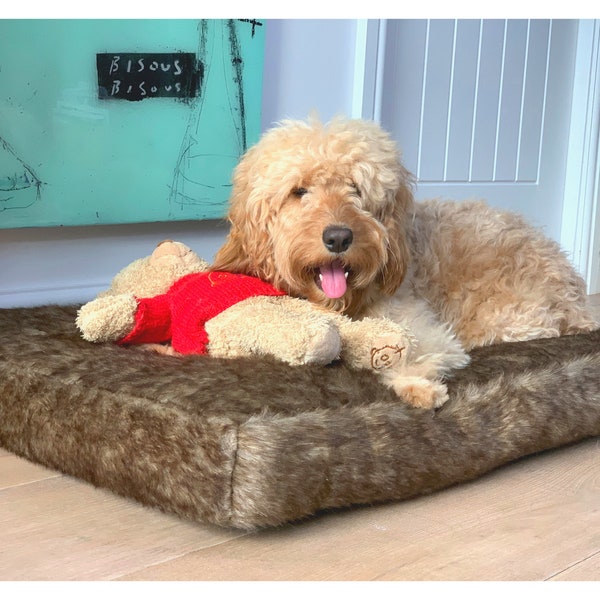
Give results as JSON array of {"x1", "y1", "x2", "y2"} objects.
[{"x1": 117, "y1": 293, "x2": 173, "y2": 346}]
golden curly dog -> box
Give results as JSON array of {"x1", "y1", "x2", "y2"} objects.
[{"x1": 213, "y1": 116, "x2": 598, "y2": 408}]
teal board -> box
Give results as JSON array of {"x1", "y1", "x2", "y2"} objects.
[{"x1": 0, "y1": 19, "x2": 265, "y2": 228}]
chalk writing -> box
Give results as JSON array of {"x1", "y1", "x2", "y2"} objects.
[{"x1": 96, "y1": 52, "x2": 201, "y2": 101}]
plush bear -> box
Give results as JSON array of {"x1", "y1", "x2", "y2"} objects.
[{"x1": 76, "y1": 240, "x2": 415, "y2": 373}]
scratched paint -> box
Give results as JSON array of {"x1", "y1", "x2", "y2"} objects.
[
  {"x1": 0, "y1": 135, "x2": 44, "y2": 213},
  {"x1": 169, "y1": 20, "x2": 252, "y2": 213}
]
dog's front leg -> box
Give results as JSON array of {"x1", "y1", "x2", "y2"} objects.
[
  {"x1": 360, "y1": 290, "x2": 471, "y2": 409},
  {"x1": 330, "y1": 314, "x2": 449, "y2": 409}
]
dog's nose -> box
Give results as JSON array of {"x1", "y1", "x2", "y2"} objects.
[{"x1": 322, "y1": 226, "x2": 353, "y2": 254}]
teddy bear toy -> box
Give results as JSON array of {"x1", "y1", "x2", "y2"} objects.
[
  {"x1": 76, "y1": 240, "x2": 416, "y2": 374},
  {"x1": 76, "y1": 240, "x2": 471, "y2": 408}
]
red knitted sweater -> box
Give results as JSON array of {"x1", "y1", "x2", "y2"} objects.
[{"x1": 118, "y1": 271, "x2": 286, "y2": 354}]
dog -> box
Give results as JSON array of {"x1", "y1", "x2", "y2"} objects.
[{"x1": 212, "y1": 116, "x2": 598, "y2": 408}]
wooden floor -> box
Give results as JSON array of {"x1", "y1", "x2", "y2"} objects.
[{"x1": 1, "y1": 296, "x2": 599, "y2": 582}]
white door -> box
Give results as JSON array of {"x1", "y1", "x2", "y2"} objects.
[{"x1": 378, "y1": 19, "x2": 579, "y2": 247}]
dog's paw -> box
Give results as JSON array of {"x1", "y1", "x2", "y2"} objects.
[
  {"x1": 391, "y1": 376, "x2": 449, "y2": 409},
  {"x1": 136, "y1": 343, "x2": 182, "y2": 356}
]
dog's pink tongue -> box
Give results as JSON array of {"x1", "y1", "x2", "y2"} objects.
[{"x1": 319, "y1": 261, "x2": 347, "y2": 299}]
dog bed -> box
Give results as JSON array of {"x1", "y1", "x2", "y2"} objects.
[{"x1": 1, "y1": 304, "x2": 599, "y2": 530}]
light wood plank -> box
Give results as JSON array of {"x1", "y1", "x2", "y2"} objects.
[
  {"x1": 550, "y1": 552, "x2": 600, "y2": 580},
  {"x1": 0, "y1": 475, "x2": 247, "y2": 580},
  {"x1": 0, "y1": 454, "x2": 61, "y2": 490},
  {"x1": 118, "y1": 439, "x2": 600, "y2": 581}
]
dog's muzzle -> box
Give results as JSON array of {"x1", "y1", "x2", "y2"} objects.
[{"x1": 318, "y1": 226, "x2": 353, "y2": 299}]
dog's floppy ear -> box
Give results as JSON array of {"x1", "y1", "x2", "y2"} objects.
[
  {"x1": 214, "y1": 215, "x2": 278, "y2": 282},
  {"x1": 211, "y1": 223, "x2": 252, "y2": 274},
  {"x1": 211, "y1": 149, "x2": 254, "y2": 275},
  {"x1": 212, "y1": 203, "x2": 269, "y2": 278},
  {"x1": 212, "y1": 149, "x2": 278, "y2": 281},
  {"x1": 213, "y1": 148, "x2": 253, "y2": 274},
  {"x1": 377, "y1": 180, "x2": 413, "y2": 295}
]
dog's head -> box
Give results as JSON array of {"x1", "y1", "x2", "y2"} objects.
[{"x1": 212, "y1": 116, "x2": 415, "y2": 317}]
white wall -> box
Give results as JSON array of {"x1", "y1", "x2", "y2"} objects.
[
  {"x1": 261, "y1": 19, "x2": 358, "y2": 128},
  {"x1": 0, "y1": 19, "x2": 358, "y2": 308},
  {"x1": 0, "y1": 220, "x2": 230, "y2": 307}
]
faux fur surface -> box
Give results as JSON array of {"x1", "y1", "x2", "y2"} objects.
[{"x1": 1, "y1": 304, "x2": 599, "y2": 529}]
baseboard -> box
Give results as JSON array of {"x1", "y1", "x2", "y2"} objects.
[{"x1": 0, "y1": 283, "x2": 107, "y2": 308}]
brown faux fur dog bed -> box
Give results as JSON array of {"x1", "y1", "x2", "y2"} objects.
[{"x1": 1, "y1": 304, "x2": 599, "y2": 530}]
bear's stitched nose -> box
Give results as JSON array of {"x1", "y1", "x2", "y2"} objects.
[{"x1": 322, "y1": 226, "x2": 353, "y2": 254}]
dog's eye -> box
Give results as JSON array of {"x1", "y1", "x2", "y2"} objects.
[
  {"x1": 292, "y1": 187, "x2": 308, "y2": 198},
  {"x1": 351, "y1": 183, "x2": 362, "y2": 198}
]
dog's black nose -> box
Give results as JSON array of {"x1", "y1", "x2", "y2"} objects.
[{"x1": 322, "y1": 226, "x2": 353, "y2": 254}]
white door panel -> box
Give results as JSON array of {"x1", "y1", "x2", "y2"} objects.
[{"x1": 380, "y1": 19, "x2": 579, "y2": 244}]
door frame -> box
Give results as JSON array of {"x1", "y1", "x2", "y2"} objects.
[
  {"x1": 561, "y1": 19, "x2": 600, "y2": 294},
  {"x1": 352, "y1": 19, "x2": 386, "y2": 121},
  {"x1": 354, "y1": 18, "x2": 600, "y2": 293}
]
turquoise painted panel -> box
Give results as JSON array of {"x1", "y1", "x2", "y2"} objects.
[{"x1": 0, "y1": 19, "x2": 265, "y2": 228}]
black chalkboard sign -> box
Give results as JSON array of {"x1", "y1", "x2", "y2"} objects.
[{"x1": 96, "y1": 52, "x2": 201, "y2": 101}]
